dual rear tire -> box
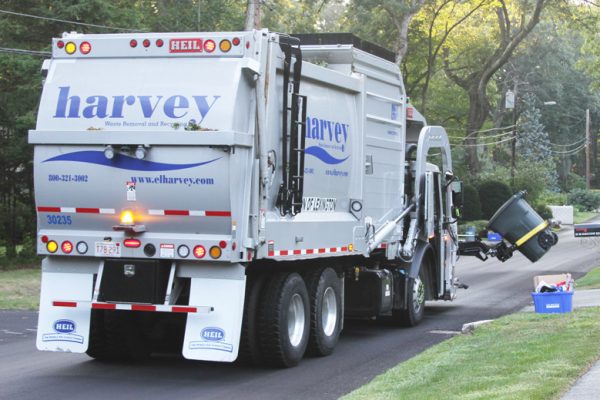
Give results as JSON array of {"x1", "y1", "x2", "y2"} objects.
[{"x1": 240, "y1": 267, "x2": 342, "y2": 367}]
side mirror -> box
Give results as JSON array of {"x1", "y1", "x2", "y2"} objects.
[{"x1": 451, "y1": 180, "x2": 463, "y2": 219}]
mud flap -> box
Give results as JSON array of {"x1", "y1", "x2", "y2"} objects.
[
  {"x1": 182, "y1": 275, "x2": 246, "y2": 362},
  {"x1": 36, "y1": 269, "x2": 94, "y2": 353}
]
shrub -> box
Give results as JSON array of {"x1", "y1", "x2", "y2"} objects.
[
  {"x1": 462, "y1": 184, "x2": 482, "y2": 221},
  {"x1": 568, "y1": 189, "x2": 600, "y2": 212},
  {"x1": 478, "y1": 180, "x2": 512, "y2": 220},
  {"x1": 561, "y1": 172, "x2": 586, "y2": 192},
  {"x1": 541, "y1": 191, "x2": 568, "y2": 206},
  {"x1": 534, "y1": 204, "x2": 553, "y2": 220}
]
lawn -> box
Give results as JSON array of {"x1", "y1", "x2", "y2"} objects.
[
  {"x1": 343, "y1": 308, "x2": 600, "y2": 400},
  {"x1": 573, "y1": 210, "x2": 599, "y2": 224},
  {"x1": 577, "y1": 266, "x2": 600, "y2": 290},
  {"x1": 0, "y1": 268, "x2": 41, "y2": 310}
]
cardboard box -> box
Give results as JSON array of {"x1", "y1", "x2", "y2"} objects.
[{"x1": 533, "y1": 273, "x2": 572, "y2": 289}]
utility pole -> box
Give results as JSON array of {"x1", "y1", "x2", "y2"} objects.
[
  {"x1": 510, "y1": 84, "x2": 518, "y2": 186},
  {"x1": 586, "y1": 108, "x2": 591, "y2": 189},
  {"x1": 245, "y1": 0, "x2": 261, "y2": 30}
]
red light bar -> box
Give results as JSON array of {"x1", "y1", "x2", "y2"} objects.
[{"x1": 124, "y1": 238, "x2": 141, "y2": 248}]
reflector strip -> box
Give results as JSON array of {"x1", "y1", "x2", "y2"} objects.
[
  {"x1": 268, "y1": 246, "x2": 352, "y2": 257},
  {"x1": 52, "y1": 300, "x2": 211, "y2": 314},
  {"x1": 52, "y1": 301, "x2": 77, "y2": 308},
  {"x1": 149, "y1": 209, "x2": 231, "y2": 217},
  {"x1": 37, "y1": 207, "x2": 229, "y2": 217},
  {"x1": 37, "y1": 206, "x2": 115, "y2": 214}
]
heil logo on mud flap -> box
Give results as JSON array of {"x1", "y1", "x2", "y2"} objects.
[
  {"x1": 201, "y1": 327, "x2": 225, "y2": 341},
  {"x1": 53, "y1": 319, "x2": 76, "y2": 334}
]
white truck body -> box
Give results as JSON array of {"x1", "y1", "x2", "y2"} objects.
[{"x1": 30, "y1": 30, "x2": 462, "y2": 366}]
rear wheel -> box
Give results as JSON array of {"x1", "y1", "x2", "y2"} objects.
[
  {"x1": 258, "y1": 272, "x2": 310, "y2": 367},
  {"x1": 305, "y1": 267, "x2": 342, "y2": 356},
  {"x1": 392, "y1": 263, "x2": 427, "y2": 327}
]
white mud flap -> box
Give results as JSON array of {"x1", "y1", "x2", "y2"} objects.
[
  {"x1": 36, "y1": 267, "x2": 94, "y2": 353},
  {"x1": 182, "y1": 275, "x2": 246, "y2": 362}
]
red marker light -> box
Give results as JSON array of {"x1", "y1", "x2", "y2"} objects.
[
  {"x1": 130, "y1": 39, "x2": 138, "y2": 48},
  {"x1": 156, "y1": 39, "x2": 164, "y2": 47},
  {"x1": 57, "y1": 40, "x2": 65, "y2": 49},
  {"x1": 41, "y1": 235, "x2": 49, "y2": 243},
  {"x1": 124, "y1": 238, "x2": 141, "y2": 248},
  {"x1": 79, "y1": 41, "x2": 91, "y2": 54},
  {"x1": 193, "y1": 245, "x2": 206, "y2": 259},
  {"x1": 246, "y1": 41, "x2": 250, "y2": 49},
  {"x1": 219, "y1": 240, "x2": 227, "y2": 249},
  {"x1": 61, "y1": 241, "x2": 73, "y2": 254},
  {"x1": 232, "y1": 37, "x2": 240, "y2": 46},
  {"x1": 204, "y1": 40, "x2": 216, "y2": 53},
  {"x1": 143, "y1": 39, "x2": 151, "y2": 48}
]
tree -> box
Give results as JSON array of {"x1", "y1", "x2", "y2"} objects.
[
  {"x1": 344, "y1": 0, "x2": 426, "y2": 63},
  {"x1": 443, "y1": 0, "x2": 546, "y2": 173},
  {"x1": 517, "y1": 92, "x2": 551, "y2": 161}
]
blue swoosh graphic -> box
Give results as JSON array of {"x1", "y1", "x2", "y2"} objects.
[
  {"x1": 42, "y1": 151, "x2": 222, "y2": 171},
  {"x1": 305, "y1": 146, "x2": 349, "y2": 165}
]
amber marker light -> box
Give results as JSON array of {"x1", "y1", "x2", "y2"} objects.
[
  {"x1": 120, "y1": 210, "x2": 134, "y2": 225},
  {"x1": 219, "y1": 39, "x2": 231, "y2": 52},
  {"x1": 47, "y1": 240, "x2": 58, "y2": 253},
  {"x1": 209, "y1": 246, "x2": 222, "y2": 259},
  {"x1": 65, "y1": 42, "x2": 77, "y2": 54}
]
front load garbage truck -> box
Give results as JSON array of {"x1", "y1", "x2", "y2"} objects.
[{"x1": 29, "y1": 30, "x2": 556, "y2": 367}]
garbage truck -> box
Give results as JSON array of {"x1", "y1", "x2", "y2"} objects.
[{"x1": 30, "y1": 30, "x2": 557, "y2": 367}]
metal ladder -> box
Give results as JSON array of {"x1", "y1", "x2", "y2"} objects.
[{"x1": 277, "y1": 36, "x2": 307, "y2": 216}]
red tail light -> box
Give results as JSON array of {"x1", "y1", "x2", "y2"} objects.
[
  {"x1": 193, "y1": 245, "x2": 206, "y2": 258},
  {"x1": 130, "y1": 39, "x2": 138, "y2": 48},
  {"x1": 143, "y1": 39, "x2": 151, "y2": 48},
  {"x1": 80, "y1": 41, "x2": 91, "y2": 54},
  {"x1": 156, "y1": 39, "x2": 164, "y2": 47},
  {"x1": 61, "y1": 241, "x2": 73, "y2": 254}
]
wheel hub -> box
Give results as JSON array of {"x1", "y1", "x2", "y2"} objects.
[
  {"x1": 321, "y1": 287, "x2": 337, "y2": 337},
  {"x1": 288, "y1": 293, "x2": 305, "y2": 347}
]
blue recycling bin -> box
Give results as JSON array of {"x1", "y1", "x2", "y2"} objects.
[{"x1": 531, "y1": 291, "x2": 573, "y2": 314}]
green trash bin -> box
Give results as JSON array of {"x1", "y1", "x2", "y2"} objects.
[{"x1": 487, "y1": 191, "x2": 557, "y2": 262}]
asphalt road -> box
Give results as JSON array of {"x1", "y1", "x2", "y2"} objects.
[{"x1": 2, "y1": 225, "x2": 599, "y2": 400}]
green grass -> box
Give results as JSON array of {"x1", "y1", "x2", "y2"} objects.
[
  {"x1": 577, "y1": 266, "x2": 600, "y2": 290},
  {"x1": 0, "y1": 268, "x2": 40, "y2": 310},
  {"x1": 573, "y1": 210, "x2": 599, "y2": 224},
  {"x1": 343, "y1": 308, "x2": 600, "y2": 400}
]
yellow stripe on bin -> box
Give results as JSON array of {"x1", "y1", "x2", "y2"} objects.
[{"x1": 515, "y1": 220, "x2": 549, "y2": 247}]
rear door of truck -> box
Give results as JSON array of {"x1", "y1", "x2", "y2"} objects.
[{"x1": 31, "y1": 33, "x2": 258, "y2": 263}]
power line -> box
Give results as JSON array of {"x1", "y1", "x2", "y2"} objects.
[
  {"x1": 0, "y1": 8, "x2": 144, "y2": 32},
  {"x1": 452, "y1": 136, "x2": 515, "y2": 147},
  {"x1": 548, "y1": 137, "x2": 586, "y2": 148},
  {"x1": 448, "y1": 129, "x2": 513, "y2": 140},
  {"x1": 0, "y1": 46, "x2": 50, "y2": 57},
  {"x1": 549, "y1": 144, "x2": 587, "y2": 155}
]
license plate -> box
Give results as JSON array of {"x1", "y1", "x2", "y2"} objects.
[{"x1": 95, "y1": 242, "x2": 121, "y2": 257}]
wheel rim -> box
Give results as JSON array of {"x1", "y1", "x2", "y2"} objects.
[
  {"x1": 321, "y1": 287, "x2": 338, "y2": 337},
  {"x1": 412, "y1": 277, "x2": 425, "y2": 314},
  {"x1": 288, "y1": 293, "x2": 305, "y2": 347}
]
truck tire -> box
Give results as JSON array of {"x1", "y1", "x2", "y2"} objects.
[
  {"x1": 392, "y1": 265, "x2": 427, "y2": 327},
  {"x1": 305, "y1": 267, "x2": 342, "y2": 356},
  {"x1": 238, "y1": 274, "x2": 265, "y2": 365},
  {"x1": 258, "y1": 272, "x2": 310, "y2": 367}
]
